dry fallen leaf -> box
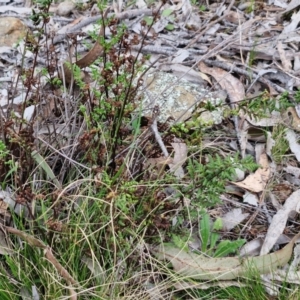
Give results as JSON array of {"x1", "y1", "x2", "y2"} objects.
[
  {"x1": 272, "y1": 183, "x2": 293, "y2": 203},
  {"x1": 172, "y1": 49, "x2": 190, "y2": 63},
  {"x1": 221, "y1": 208, "x2": 249, "y2": 231},
  {"x1": 0, "y1": 199, "x2": 10, "y2": 217},
  {"x1": 243, "y1": 191, "x2": 259, "y2": 206},
  {"x1": 169, "y1": 140, "x2": 187, "y2": 179},
  {"x1": 224, "y1": 11, "x2": 245, "y2": 24},
  {"x1": 159, "y1": 63, "x2": 208, "y2": 85},
  {"x1": 135, "y1": 0, "x2": 146, "y2": 9},
  {"x1": 284, "y1": 165, "x2": 300, "y2": 178},
  {"x1": 181, "y1": 0, "x2": 192, "y2": 22},
  {"x1": 277, "y1": 41, "x2": 292, "y2": 71},
  {"x1": 283, "y1": 10, "x2": 300, "y2": 34},
  {"x1": 198, "y1": 62, "x2": 245, "y2": 105},
  {"x1": 173, "y1": 279, "x2": 246, "y2": 291},
  {"x1": 81, "y1": 255, "x2": 105, "y2": 284},
  {"x1": 153, "y1": 232, "x2": 300, "y2": 281},
  {"x1": 260, "y1": 189, "x2": 300, "y2": 256},
  {"x1": 144, "y1": 157, "x2": 173, "y2": 180},
  {"x1": 240, "y1": 238, "x2": 263, "y2": 257},
  {"x1": 231, "y1": 153, "x2": 270, "y2": 193},
  {"x1": 285, "y1": 129, "x2": 300, "y2": 161},
  {"x1": 0, "y1": 190, "x2": 29, "y2": 217},
  {"x1": 0, "y1": 230, "x2": 13, "y2": 255},
  {"x1": 262, "y1": 244, "x2": 300, "y2": 288},
  {"x1": 198, "y1": 61, "x2": 247, "y2": 156}
]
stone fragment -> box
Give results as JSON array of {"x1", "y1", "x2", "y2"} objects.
[
  {"x1": 56, "y1": 0, "x2": 76, "y2": 16},
  {"x1": 0, "y1": 17, "x2": 28, "y2": 47},
  {"x1": 139, "y1": 71, "x2": 225, "y2": 124}
]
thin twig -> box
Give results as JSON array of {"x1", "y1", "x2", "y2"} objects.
[
  {"x1": 52, "y1": 8, "x2": 159, "y2": 45},
  {"x1": 185, "y1": 0, "x2": 236, "y2": 48},
  {"x1": 204, "y1": 59, "x2": 286, "y2": 94},
  {"x1": 150, "y1": 109, "x2": 169, "y2": 157},
  {"x1": 3, "y1": 226, "x2": 78, "y2": 289}
]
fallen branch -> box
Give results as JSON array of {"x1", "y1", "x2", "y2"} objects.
[
  {"x1": 3, "y1": 226, "x2": 78, "y2": 298},
  {"x1": 52, "y1": 8, "x2": 159, "y2": 45}
]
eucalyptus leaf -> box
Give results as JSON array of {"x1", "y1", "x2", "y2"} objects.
[{"x1": 153, "y1": 233, "x2": 300, "y2": 281}]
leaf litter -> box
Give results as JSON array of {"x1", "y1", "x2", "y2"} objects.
[{"x1": 2, "y1": 0, "x2": 300, "y2": 297}]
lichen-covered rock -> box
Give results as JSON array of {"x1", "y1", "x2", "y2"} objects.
[{"x1": 139, "y1": 71, "x2": 226, "y2": 124}]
